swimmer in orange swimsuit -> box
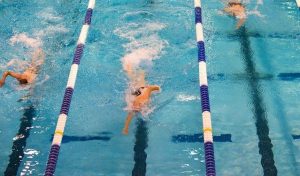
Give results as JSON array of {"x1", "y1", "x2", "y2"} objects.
[
  {"x1": 223, "y1": 2, "x2": 246, "y2": 29},
  {"x1": 0, "y1": 48, "x2": 45, "y2": 87},
  {"x1": 122, "y1": 62, "x2": 160, "y2": 135}
]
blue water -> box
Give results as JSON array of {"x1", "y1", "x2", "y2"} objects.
[{"x1": 0, "y1": 0, "x2": 299, "y2": 175}]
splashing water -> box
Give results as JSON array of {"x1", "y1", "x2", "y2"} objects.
[
  {"x1": 114, "y1": 22, "x2": 167, "y2": 70},
  {"x1": 9, "y1": 33, "x2": 42, "y2": 49}
]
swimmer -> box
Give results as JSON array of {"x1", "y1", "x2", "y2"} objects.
[
  {"x1": 122, "y1": 62, "x2": 160, "y2": 135},
  {"x1": 223, "y1": 1, "x2": 246, "y2": 29},
  {"x1": 0, "y1": 48, "x2": 45, "y2": 88}
]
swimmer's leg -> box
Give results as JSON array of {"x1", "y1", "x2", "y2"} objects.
[
  {"x1": 6, "y1": 59, "x2": 19, "y2": 67},
  {"x1": 236, "y1": 18, "x2": 245, "y2": 29},
  {"x1": 123, "y1": 62, "x2": 135, "y2": 80},
  {"x1": 124, "y1": 62, "x2": 146, "y2": 86},
  {"x1": 136, "y1": 70, "x2": 146, "y2": 87},
  {"x1": 123, "y1": 111, "x2": 135, "y2": 135},
  {"x1": 30, "y1": 48, "x2": 45, "y2": 68}
]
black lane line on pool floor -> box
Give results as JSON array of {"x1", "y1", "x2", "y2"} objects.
[
  {"x1": 292, "y1": 135, "x2": 300, "y2": 140},
  {"x1": 132, "y1": 118, "x2": 148, "y2": 176},
  {"x1": 211, "y1": 31, "x2": 300, "y2": 40},
  {"x1": 172, "y1": 133, "x2": 232, "y2": 143},
  {"x1": 49, "y1": 132, "x2": 112, "y2": 143},
  {"x1": 207, "y1": 72, "x2": 300, "y2": 81},
  {"x1": 237, "y1": 26, "x2": 277, "y2": 176},
  {"x1": 4, "y1": 101, "x2": 35, "y2": 176}
]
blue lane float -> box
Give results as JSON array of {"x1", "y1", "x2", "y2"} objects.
[
  {"x1": 194, "y1": 0, "x2": 216, "y2": 175},
  {"x1": 44, "y1": 1, "x2": 95, "y2": 176}
]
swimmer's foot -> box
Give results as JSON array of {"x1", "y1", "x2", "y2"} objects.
[
  {"x1": 123, "y1": 62, "x2": 132, "y2": 72},
  {"x1": 122, "y1": 128, "x2": 129, "y2": 135},
  {"x1": 0, "y1": 80, "x2": 4, "y2": 87}
]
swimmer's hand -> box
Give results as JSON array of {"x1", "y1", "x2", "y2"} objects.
[
  {"x1": 157, "y1": 86, "x2": 161, "y2": 90},
  {"x1": 150, "y1": 85, "x2": 160, "y2": 92}
]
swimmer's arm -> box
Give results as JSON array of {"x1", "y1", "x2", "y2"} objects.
[
  {"x1": 7, "y1": 71, "x2": 24, "y2": 80},
  {"x1": 0, "y1": 71, "x2": 24, "y2": 87},
  {"x1": 223, "y1": 7, "x2": 233, "y2": 15},
  {"x1": 123, "y1": 111, "x2": 135, "y2": 135},
  {"x1": 236, "y1": 18, "x2": 246, "y2": 29}
]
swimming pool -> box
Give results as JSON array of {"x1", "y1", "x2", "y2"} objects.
[{"x1": 0, "y1": 0, "x2": 299, "y2": 175}]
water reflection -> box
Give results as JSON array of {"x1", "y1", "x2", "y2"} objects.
[{"x1": 49, "y1": 132, "x2": 112, "y2": 143}]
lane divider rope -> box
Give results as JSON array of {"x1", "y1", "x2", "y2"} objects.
[
  {"x1": 193, "y1": 0, "x2": 216, "y2": 175},
  {"x1": 44, "y1": 0, "x2": 95, "y2": 175}
]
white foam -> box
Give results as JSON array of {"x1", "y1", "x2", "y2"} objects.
[
  {"x1": 122, "y1": 47, "x2": 161, "y2": 69},
  {"x1": 247, "y1": 10, "x2": 264, "y2": 17},
  {"x1": 35, "y1": 75, "x2": 50, "y2": 86},
  {"x1": 115, "y1": 22, "x2": 166, "y2": 40},
  {"x1": 35, "y1": 24, "x2": 69, "y2": 38},
  {"x1": 38, "y1": 7, "x2": 63, "y2": 22},
  {"x1": 9, "y1": 33, "x2": 42, "y2": 48},
  {"x1": 257, "y1": 0, "x2": 263, "y2": 5},
  {"x1": 33, "y1": 8, "x2": 68, "y2": 39},
  {"x1": 122, "y1": 11, "x2": 153, "y2": 19}
]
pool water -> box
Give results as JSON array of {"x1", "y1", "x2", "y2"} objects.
[{"x1": 0, "y1": 0, "x2": 299, "y2": 175}]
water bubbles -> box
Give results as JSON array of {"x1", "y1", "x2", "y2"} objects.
[
  {"x1": 176, "y1": 94, "x2": 199, "y2": 102},
  {"x1": 24, "y1": 148, "x2": 39, "y2": 156},
  {"x1": 181, "y1": 163, "x2": 190, "y2": 168},
  {"x1": 13, "y1": 134, "x2": 25, "y2": 141},
  {"x1": 189, "y1": 149, "x2": 199, "y2": 156},
  {"x1": 21, "y1": 149, "x2": 40, "y2": 175}
]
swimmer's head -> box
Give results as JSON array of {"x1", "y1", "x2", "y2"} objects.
[
  {"x1": 132, "y1": 89, "x2": 142, "y2": 96},
  {"x1": 228, "y1": 2, "x2": 243, "y2": 7},
  {"x1": 131, "y1": 87, "x2": 145, "y2": 96},
  {"x1": 19, "y1": 79, "x2": 28, "y2": 84}
]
